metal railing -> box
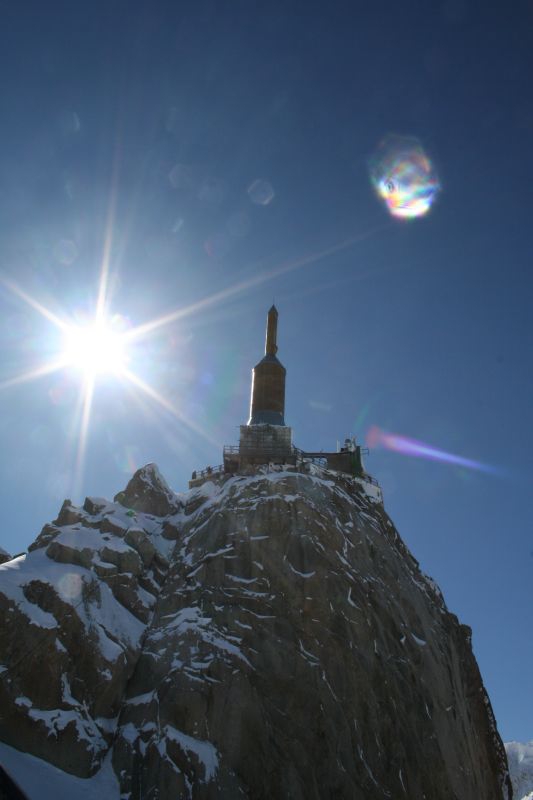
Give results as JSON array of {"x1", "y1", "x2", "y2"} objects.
[
  {"x1": 189, "y1": 443, "x2": 382, "y2": 489},
  {"x1": 190, "y1": 464, "x2": 224, "y2": 482},
  {"x1": 294, "y1": 446, "x2": 380, "y2": 487},
  {"x1": 223, "y1": 444, "x2": 294, "y2": 458}
]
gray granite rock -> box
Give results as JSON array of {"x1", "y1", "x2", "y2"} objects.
[
  {"x1": 0, "y1": 492, "x2": 170, "y2": 778},
  {"x1": 0, "y1": 464, "x2": 512, "y2": 799},
  {"x1": 114, "y1": 463, "x2": 181, "y2": 516}
]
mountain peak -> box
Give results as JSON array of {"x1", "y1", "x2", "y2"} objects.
[
  {"x1": 0, "y1": 464, "x2": 512, "y2": 799},
  {"x1": 506, "y1": 740, "x2": 533, "y2": 800},
  {"x1": 114, "y1": 462, "x2": 181, "y2": 517}
]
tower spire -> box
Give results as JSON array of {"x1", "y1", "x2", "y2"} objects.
[
  {"x1": 265, "y1": 305, "x2": 278, "y2": 355},
  {"x1": 248, "y1": 305, "x2": 286, "y2": 426}
]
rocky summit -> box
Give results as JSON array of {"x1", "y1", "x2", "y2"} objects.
[
  {"x1": 0, "y1": 463, "x2": 512, "y2": 799},
  {"x1": 505, "y1": 741, "x2": 533, "y2": 800}
]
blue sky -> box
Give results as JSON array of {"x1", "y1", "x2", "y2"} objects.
[{"x1": 0, "y1": 1, "x2": 532, "y2": 742}]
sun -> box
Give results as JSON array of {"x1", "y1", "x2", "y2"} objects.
[
  {"x1": 62, "y1": 320, "x2": 128, "y2": 377},
  {"x1": 0, "y1": 209, "x2": 225, "y2": 504}
]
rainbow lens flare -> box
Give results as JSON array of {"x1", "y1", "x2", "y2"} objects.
[
  {"x1": 370, "y1": 135, "x2": 440, "y2": 219},
  {"x1": 366, "y1": 426, "x2": 496, "y2": 474}
]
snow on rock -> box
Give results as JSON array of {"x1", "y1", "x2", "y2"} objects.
[
  {"x1": 114, "y1": 462, "x2": 181, "y2": 517},
  {"x1": 0, "y1": 462, "x2": 512, "y2": 799},
  {"x1": 506, "y1": 740, "x2": 533, "y2": 800},
  {"x1": 0, "y1": 740, "x2": 120, "y2": 800},
  {"x1": 0, "y1": 466, "x2": 174, "y2": 777}
]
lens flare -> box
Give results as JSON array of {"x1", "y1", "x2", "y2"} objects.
[
  {"x1": 366, "y1": 425, "x2": 496, "y2": 474},
  {"x1": 370, "y1": 135, "x2": 440, "y2": 219},
  {"x1": 248, "y1": 179, "x2": 274, "y2": 206},
  {"x1": 57, "y1": 572, "x2": 83, "y2": 600},
  {"x1": 0, "y1": 212, "x2": 388, "y2": 504}
]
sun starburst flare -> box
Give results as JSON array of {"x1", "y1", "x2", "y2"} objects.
[
  {"x1": 0, "y1": 269, "x2": 218, "y2": 495},
  {"x1": 0, "y1": 216, "x2": 385, "y2": 496}
]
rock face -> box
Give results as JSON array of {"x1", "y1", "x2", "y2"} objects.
[
  {"x1": 0, "y1": 463, "x2": 512, "y2": 799},
  {"x1": 506, "y1": 741, "x2": 533, "y2": 800},
  {"x1": 0, "y1": 546, "x2": 11, "y2": 565},
  {"x1": 113, "y1": 462, "x2": 180, "y2": 517}
]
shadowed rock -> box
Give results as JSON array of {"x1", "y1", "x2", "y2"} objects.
[{"x1": 0, "y1": 464, "x2": 512, "y2": 799}]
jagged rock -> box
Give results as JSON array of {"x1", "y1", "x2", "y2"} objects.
[
  {"x1": 0, "y1": 464, "x2": 512, "y2": 799},
  {"x1": 83, "y1": 497, "x2": 108, "y2": 516},
  {"x1": 104, "y1": 573, "x2": 153, "y2": 622},
  {"x1": 114, "y1": 463, "x2": 181, "y2": 516},
  {"x1": 46, "y1": 538, "x2": 95, "y2": 569},
  {"x1": 161, "y1": 519, "x2": 180, "y2": 540},
  {"x1": 0, "y1": 485, "x2": 172, "y2": 780},
  {"x1": 93, "y1": 561, "x2": 119, "y2": 579},
  {"x1": 28, "y1": 523, "x2": 60, "y2": 553},
  {"x1": 124, "y1": 527, "x2": 156, "y2": 567},
  {"x1": 0, "y1": 546, "x2": 11, "y2": 565},
  {"x1": 100, "y1": 515, "x2": 128, "y2": 537},
  {"x1": 53, "y1": 500, "x2": 83, "y2": 527},
  {"x1": 100, "y1": 544, "x2": 143, "y2": 576},
  {"x1": 506, "y1": 741, "x2": 533, "y2": 799}
]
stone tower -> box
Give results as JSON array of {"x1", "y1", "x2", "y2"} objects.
[
  {"x1": 223, "y1": 306, "x2": 293, "y2": 472},
  {"x1": 248, "y1": 305, "x2": 286, "y2": 425}
]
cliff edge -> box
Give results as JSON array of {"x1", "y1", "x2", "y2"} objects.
[{"x1": 0, "y1": 463, "x2": 512, "y2": 799}]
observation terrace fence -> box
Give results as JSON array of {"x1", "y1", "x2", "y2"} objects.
[
  {"x1": 189, "y1": 463, "x2": 225, "y2": 485},
  {"x1": 188, "y1": 445, "x2": 381, "y2": 490}
]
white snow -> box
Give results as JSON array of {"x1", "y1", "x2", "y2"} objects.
[
  {"x1": 505, "y1": 741, "x2": 533, "y2": 800},
  {"x1": 353, "y1": 476, "x2": 383, "y2": 503},
  {"x1": 234, "y1": 619, "x2": 252, "y2": 630},
  {"x1": 132, "y1": 463, "x2": 178, "y2": 508},
  {"x1": 163, "y1": 725, "x2": 219, "y2": 782},
  {"x1": 0, "y1": 555, "x2": 59, "y2": 629},
  {"x1": 161, "y1": 605, "x2": 253, "y2": 668},
  {"x1": 347, "y1": 587, "x2": 360, "y2": 609},
  {"x1": 0, "y1": 546, "x2": 146, "y2": 660},
  {"x1": 357, "y1": 745, "x2": 379, "y2": 787},
  {"x1": 0, "y1": 460, "x2": 396, "y2": 797},
  {"x1": 119, "y1": 722, "x2": 139, "y2": 744},
  {"x1": 125, "y1": 690, "x2": 156, "y2": 706},
  {"x1": 298, "y1": 639, "x2": 319, "y2": 665},
  {"x1": 28, "y1": 706, "x2": 105, "y2": 751},
  {"x1": 0, "y1": 741, "x2": 120, "y2": 800},
  {"x1": 287, "y1": 562, "x2": 315, "y2": 578},
  {"x1": 55, "y1": 527, "x2": 133, "y2": 553}
]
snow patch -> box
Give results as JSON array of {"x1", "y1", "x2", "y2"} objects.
[
  {"x1": 505, "y1": 740, "x2": 533, "y2": 800},
  {"x1": 287, "y1": 562, "x2": 315, "y2": 578},
  {"x1": 347, "y1": 587, "x2": 360, "y2": 609},
  {"x1": 163, "y1": 725, "x2": 219, "y2": 782},
  {"x1": 0, "y1": 742, "x2": 120, "y2": 800}
]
